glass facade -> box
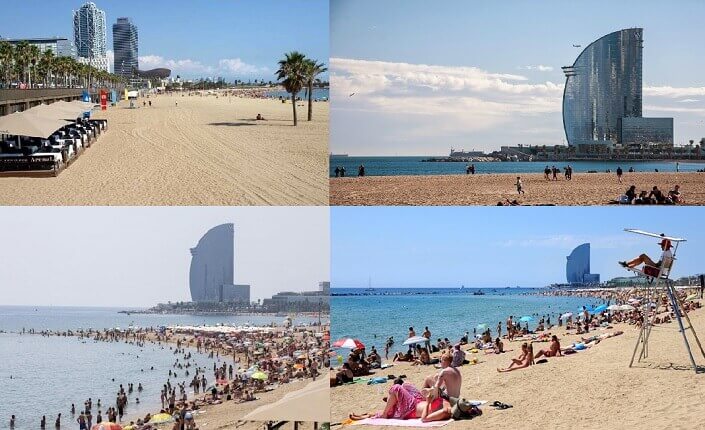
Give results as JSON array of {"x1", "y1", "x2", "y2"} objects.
[
  {"x1": 112, "y1": 17, "x2": 139, "y2": 78},
  {"x1": 73, "y1": 2, "x2": 109, "y2": 71},
  {"x1": 189, "y1": 223, "x2": 235, "y2": 302},
  {"x1": 4, "y1": 38, "x2": 76, "y2": 59},
  {"x1": 566, "y1": 243, "x2": 599, "y2": 284},
  {"x1": 562, "y1": 29, "x2": 643, "y2": 147},
  {"x1": 619, "y1": 117, "x2": 673, "y2": 146}
]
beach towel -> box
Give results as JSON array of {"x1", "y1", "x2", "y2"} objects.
[{"x1": 351, "y1": 418, "x2": 452, "y2": 427}]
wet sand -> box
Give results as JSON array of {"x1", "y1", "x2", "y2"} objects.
[
  {"x1": 330, "y1": 303, "x2": 705, "y2": 429},
  {"x1": 330, "y1": 172, "x2": 705, "y2": 206},
  {"x1": 0, "y1": 94, "x2": 328, "y2": 205}
]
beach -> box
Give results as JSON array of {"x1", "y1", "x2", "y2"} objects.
[
  {"x1": 0, "y1": 93, "x2": 328, "y2": 206},
  {"x1": 330, "y1": 172, "x2": 705, "y2": 205},
  {"x1": 330, "y1": 297, "x2": 705, "y2": 429}
]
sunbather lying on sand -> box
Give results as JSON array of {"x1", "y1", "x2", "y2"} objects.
[
  {"x1": 497, "y1": 343, "x2": 533, "y2": 372},
  {"x1": 349, "y1": 381, "x2": 452, "y2": 422}
]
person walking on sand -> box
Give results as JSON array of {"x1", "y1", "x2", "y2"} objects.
[
  {"x1": 617, "y1": 166, "x2": 623, "y2": 183},
  {"x1": 358, "y1": 164, "x2": 365, "y2": 177},
  {"x1": 334, "y1": 166, "x2": 340, "y2": 177},
  {"x1": 515, "y1": 177, "x2": 525, "y2": 194},
  {"x1": 552, "y1": 166, "x2": 558, "y2": 181}
]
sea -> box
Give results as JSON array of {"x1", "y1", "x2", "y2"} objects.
[
  {"x1": 328, "y1": 156, "x2": 704, "y2": 177},
  {"x1": 0, "y1": 306, "x2": 319, "y2": 430},
  {"x1": 331, "y1": 288, "x2": 603, "y2": 357},
  {"x1": 265, "y1": 88, "x2": 329, "y2": 100}
]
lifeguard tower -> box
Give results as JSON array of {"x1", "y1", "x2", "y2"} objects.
[{"x1": 621, "y1": 229, "x2": 705, "y2": 373}]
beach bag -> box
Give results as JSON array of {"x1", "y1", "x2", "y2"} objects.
[{"x1": 451, "y1": 399, "x2": 482, "y2": 420}]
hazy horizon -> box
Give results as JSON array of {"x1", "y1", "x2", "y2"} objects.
[{"x1": 0, "y1": 207, "x2": 329, "y2": 307}]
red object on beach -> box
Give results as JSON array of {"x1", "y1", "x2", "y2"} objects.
[
  {"x1": 332, "y1": 338, "x2": 365, "y2": 349},
  {"x1": 91, "y1": 423, "x2": 122, "y2": 430}
]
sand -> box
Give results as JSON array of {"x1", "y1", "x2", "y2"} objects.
[
  {"x1": 330, "y1": 304, "x2": 705, "y2": 429},
  {"x1": 0, "y1": 94, "x2": 328, "y2": 205},
  {"x1": 330, "y1": 172, "x2": 705, "y2": 206}
]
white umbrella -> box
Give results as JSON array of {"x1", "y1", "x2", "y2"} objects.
[
  {"x1": 561, "y1": 312, "x2": 573, "y2": 319},
  {"x1": 403, "y1": 336, "x2": 429, "y2": 346},
  {"x1": 607, "y1": 305, "x2": 622, "y2": 311},
  {"x1": 619, "y1": 304, "x2": 635, "y2": 311}
]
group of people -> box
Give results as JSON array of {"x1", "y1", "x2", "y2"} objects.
[
  {"x1": 621, "y1": 184, "x2": 683, "y2": 205},
  {"x1": 333, "y1": 164, "x2": 366, "y2": 177},
  {"x1": 543, "y1": 165, "x2": 573, "y2": 181}
]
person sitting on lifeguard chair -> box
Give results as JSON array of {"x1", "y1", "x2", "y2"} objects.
[{"x1": 620, "y1": 235, "x2": 673, "y2": 277}]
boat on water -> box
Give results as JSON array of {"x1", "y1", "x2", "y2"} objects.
[{"x1": 472, "y1": 289, "x2": 485, "y2": 296}]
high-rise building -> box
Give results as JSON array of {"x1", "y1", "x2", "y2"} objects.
[
  {"x1": 112, "y1": 17, "x2": 138, "y2": 78},
  {"x1": 1, "y1": 37, "x2": 76, "y2": 59},
  {"x1": 566, "y1": 243, "x2": 600, "y2": 284},
  {"x1": 562, "y1": 28, "x2": 673, "y2": 150},
  {"x1": 189, "y1": 224, "x2": 251, "y2": 303},
  {"x1": 73, "y1": 2, "x2": 109, "y2": 72}
]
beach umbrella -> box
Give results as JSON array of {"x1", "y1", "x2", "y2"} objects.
[
  {"x1": 403, "y1": 336, "x2": 430, "y2": 346},
  {"x1": 593, "y1": 304, "x2": 608, "y2": 313},
  {"x1": 519, "y1": 316, "x2": 533, "y2": 323},
  {"x1": 619, "y1": 304, "x2": 635, "y2": 311},
  {"x1": 332, "y1": 338, "x2": 365, "y2": 349},
  {"x1": 561, "y1": 312, "x2": 573, "y2": 319},
  {"x1": 91, "y1": 424, "x2": 122, "y2": 430},
  {"x1": 251, "y1": 371, "x2": 268, "y2": 380},
  {"x1": 607, "y1": 305, "x2": 622, "y2": 311},
  {"x1": 148, "y1": 413, "x2": 174, "y2": 424}
]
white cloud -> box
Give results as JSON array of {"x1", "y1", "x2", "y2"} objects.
[
  {"x1": 677, "y1": 98, "x2": 700, "y2": 103},
  {"x1": 137, "y1": 55, "x2": 268, "y2": 77},
  {"x1": 519, "y1": 65, "x2": 554, "y2": 72},
  {"x1": 644, "y1": 86, "x2": 705, "y2": 98}
]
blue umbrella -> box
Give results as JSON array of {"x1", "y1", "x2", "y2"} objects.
[
  {"x1": 593, "y1": 304, "x2": 608, "y2": 313},
  {"x1": 519, "y1": 316, "x2": 533, "y2": 323}
]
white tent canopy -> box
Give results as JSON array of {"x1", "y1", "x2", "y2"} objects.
[
  {"x1": 0, "y1": 109, "x2": 71, "y2": 139},
  {"x1": 0, "y1": 101, "x2": 94, "y2": 139},
  {"x1": 242, "y1": 377, "x2": 329, "y2": 422}
]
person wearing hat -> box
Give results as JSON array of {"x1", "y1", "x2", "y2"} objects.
[{"x1": 620, "y1": 234, "x2": 673, "y2": 269}]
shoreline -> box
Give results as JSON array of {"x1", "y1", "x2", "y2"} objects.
[{"x1": 330, "y1": 172, "x2": 705, "y2": 206}]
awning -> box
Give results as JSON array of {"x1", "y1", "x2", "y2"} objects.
[
  {"x1": 242, "y1": 377, "x2": 329, "y2": 422},
  {"x1": 0, "y1": 109, "x2": 70, "y2": 139}
]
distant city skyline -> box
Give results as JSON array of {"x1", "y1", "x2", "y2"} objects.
[
  {"x1": 2, "y1": 0, "x2": 329, "y2": 80},
  {"x1": 0, "y1": 207, "x2": 329, "y2": 307},
  {"x1": 331, "y1": 207, "x2": 704, "y2": 289},
  {"x1": 330, "y1": 0, "x2": 705, "y2": 155}
]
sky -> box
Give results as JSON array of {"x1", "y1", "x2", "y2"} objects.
[
  {"x1": 1, "y1": 0, "x2": 329, "y2": 81},
  {"x1": 0, "y1": 207, "x2": 329, "y2": 307},
  {"x1": 330, "y1": 0, "x2": 705, "y2": 155},
  {"x1": 332, "y1": 206, "x2": 704, "y2": 289}
]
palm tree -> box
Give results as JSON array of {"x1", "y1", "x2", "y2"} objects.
[
  {"x1": 0, "y1": 41, "x2": 14, "y2": 87},
  {"x1": 303, "y1": 58, "x2": 326, "y2": 121},
  {"x1": 37, "y1": 49, "x2": 55, "y2": 88},
  {"x1": 14, "y1": 40, "x2": 31, "y2": 85},
  {"x1": 276, "y1": 51, "x2": 307, "y2": 126},
  {"x1": 27, "y1": 44, "x2": 40, "y2": 88}
]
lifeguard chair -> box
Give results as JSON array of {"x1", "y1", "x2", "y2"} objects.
[{"x1": 622, "y1": 229, "x2": 705, "y2": 373}]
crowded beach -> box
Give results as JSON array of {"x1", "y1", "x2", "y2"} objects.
[
  {"x1": 7, "y1": 321, "x2": 329, "y2": 430},
  {"x1": 329, "y1": 286, "x2": 705, "y2": 429}
]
